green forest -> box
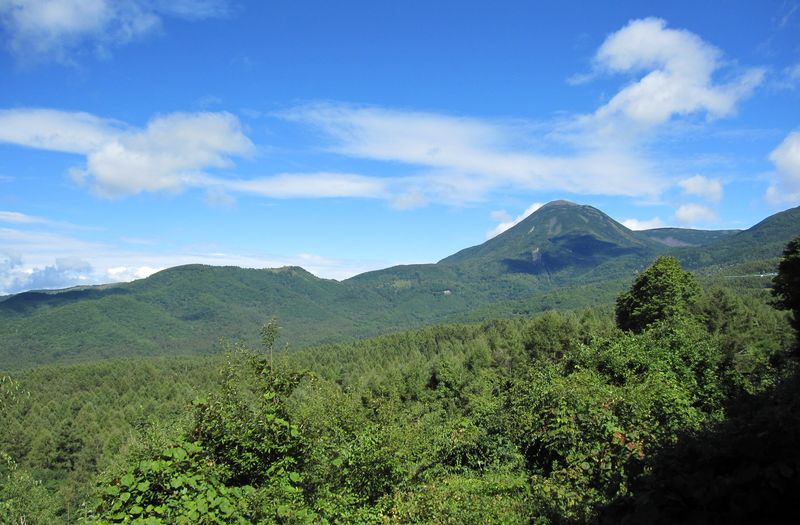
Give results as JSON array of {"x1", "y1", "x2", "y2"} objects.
[
  {"x1": 3, "y1": 202, "x2": 798, "y2": 371},
  {"x1": 2, "y1": 240, "x2": 800, "y2": 523}
]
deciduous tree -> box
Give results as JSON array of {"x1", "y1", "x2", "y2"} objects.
[{"x1": 616, "y1": 256, "x2": 700, "y2": 332}]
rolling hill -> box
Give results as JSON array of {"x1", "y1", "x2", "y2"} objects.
[{"x1": 2, "y1": 201, "x2": 799, "y2": 370}]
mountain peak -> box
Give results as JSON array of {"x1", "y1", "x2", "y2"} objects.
[
  {"x1": 540, "y1": 199, "x2": 578, "y2": 209},
  {"x1": 440, "y1": 200, "x2": 651, "y2": 270}
]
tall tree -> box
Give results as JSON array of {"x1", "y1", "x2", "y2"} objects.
[
  {"x1": 772, "y1": 236, "x2": 800, "y2": 341},
  {"x1": 616, "y1": 256, "x2": 700, "y2": 332}
]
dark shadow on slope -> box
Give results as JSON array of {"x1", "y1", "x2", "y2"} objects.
[
  {"x1": 598, "y1": 362, "x2": 800, "y2": 525},
  {"x1": 502, "y1": 234, "x2": 648, "y2": 275},
  {"x1": 0, "y1": 287, "x2": 129, "y2": 315}
]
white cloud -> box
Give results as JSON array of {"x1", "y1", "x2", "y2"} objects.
[
  {"x1": 0, "y1": 108, "x2": 400, "y2": 202},
  {"x1": 282, "y1": 103, "x2": 665, "y2": 203},
  {"x1": 766, "y1": 131, "x2": 800, "y2": 204},
  {"x1": 0, "y1": 226, "x2": 391, "y2": 293},
  {"x1": 79, "y1": 112, "x2": 254, "y2": 196},
  {"x1": 9, "y1": 256, "x2": 93, "y2": 292},
  {"x1": 279, "y1": 21, "x2": 762, "y2": 207},
  {"x1": 674, "y1": 203, "x2": 717, "y2": 225},
  {"x1": 224, "y1": 172, "x2": 388, "y2": 199},
  {"x1": 0, "y1": 108, "x2": 254, "y2": 197},
  {"x1": 0, "y1": 210, "x2": 49, "y2": 224},
  {"x1": 0, "y1": 108, "x2": 122, "y2": 153},
  {"x1": 593, "y1": 18, "x2": 764, "y2": 125},
  {"x1": 0, "y1": 0, "x2": 229, "y2": 63},
  {"x1": 678, "y1": 175, "x2": 723, "y2": 202},
  {"x1": 106, "y1": 265, "x2": 160, "y2": 281},
  {"x1": 486, "y1": 202, "x2": 543, "y2": 239},
  {"x1": 621, "y1": 217, "x2": 665, "y2": 230}
]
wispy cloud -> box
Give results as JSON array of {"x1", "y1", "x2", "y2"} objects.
[
  {"x1": 0, "y1": 210, "x2": 50, "y2": 224},
  {"x1": 0, "y1": 0, "x2": 230, "y2": 64},
  {"x1": 766, "y1": 130, "x2": 800, "y2": 204},
  {"x1": 0, "y1": 18, "x2": 767, "y2": 210},
  {"x1": 0, "y1": 209, "x2": 98, "y2": 230},
  {"x1": 282, "y1": 102, "x2": 664, "y2": 205},
  {"x1": 278, "y1": 18, "x2": 763, "y2": 208},
  {"x1": 223, "y1": 172, "x2": 389, "y2": 199},
  {"x1": 773, "y1": 63, "x2": 800, "y2": 90}
]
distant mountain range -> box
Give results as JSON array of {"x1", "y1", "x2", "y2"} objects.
[{"x1": 2, "y1": 200, "x2": 798, "y2": 370}]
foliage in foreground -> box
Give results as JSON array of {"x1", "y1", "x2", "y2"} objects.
[
  {"x1": 86, "y1": 290, "x2": 793, "y2": 521},
  {"x1": 1, "y1": 253, "x2": 797, "y2": 523}
]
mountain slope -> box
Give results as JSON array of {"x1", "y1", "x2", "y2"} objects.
[
  {"x1": 675, "y1": 205, "x2": 800, "y2": 268},
  {"x1": 441, "y1": 200, "x2": 657, "y2": 271},
  {"x1": 2, "y1": 201, "x2": 799, "y2": 370},
  {"x1": 638, "y1": 228, "x2": 740, "y2": 248}
]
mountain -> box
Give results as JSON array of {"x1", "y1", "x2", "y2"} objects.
[
  {"x1": 2, "y1": 201, "x2": 799, "y2": 370},
  {"x1": 638, "y1": 228, "x2": 740, "y2": 248},
  {"x1": 441, "y1": 200, "x2": 658, "y2": 275},
  {"x1": 675, "y1": 205, "x2": 800, "y2": 268}
]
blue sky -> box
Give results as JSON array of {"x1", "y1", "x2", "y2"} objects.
[{"x1": 0, "y1": 0, "x2": 799, "y2": 293}]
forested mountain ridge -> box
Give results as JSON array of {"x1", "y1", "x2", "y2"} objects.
[
  {"x1": 2, "y1": 201, "x2": 799, "y2": 370},
  {"x1": 638, "y1": 227, "x2": 740, "y2": 247}
]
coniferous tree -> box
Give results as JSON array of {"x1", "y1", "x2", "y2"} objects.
[{"x1": 773, "y1": 236, "x2": 800, "y2": 341}]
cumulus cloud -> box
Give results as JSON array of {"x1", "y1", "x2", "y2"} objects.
[
  {"x1": 675, "y1": 203, "x2": 717, "y2": 225},
  {"x1": 0, "y1": 0, "x2": 230, "y2": 63},
  {"x1": 1, "y1": 251, "x2": 22, "y2": 273},
  {"x1": 678, "y1": 175, "x2": 723, "y2": 202},
  {"x1": 78, "y1": 112, "x2": 254, "y2": 196},
  {"x1": 0, "y1": 108, "x2": 254, "y2": 197},
  {"x1": 621, "y1": 217, "x2": 665, "y2": 230},
  {"x1": 486, "y1": 203, "x2": 543, "y2": 239},
  {"x1": 106, "y1": 265, "x2": 160, "y2": 282},
  {"x1": 9, "y1": 257, "x2": 92, "y2": 292},
  {"x1": 0, "y1": 226, "x2": 392, "y2": 294},
  {"x1": 593, "y1": 18, "x2": 764, "y2": 125},
  {"x1": 766, "y1": 131, "x2": 800, "y2": 204}
]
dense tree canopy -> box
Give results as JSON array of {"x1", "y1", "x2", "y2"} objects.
[
  {"x1": 1, "y1": 263, "x2": 797, "y2": 523},
  {"x1": 615, "y1": 256, "x2": 700, "y2": 332},
  {"x1": 773, "y1": 236, "x2": 800, "y2": 339}
]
